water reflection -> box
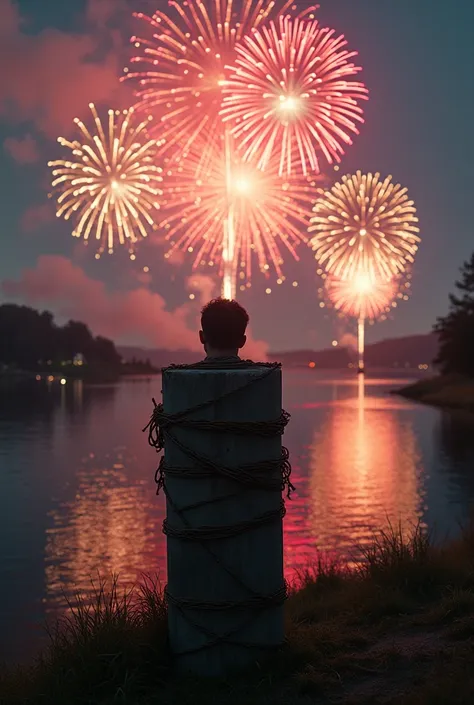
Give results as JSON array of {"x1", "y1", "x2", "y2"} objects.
[
  {"x1": 308, "y1": 375, "x2": 424, "y2": 560},
  {"x1": 44, "y1": 448, "x2": 166, "y2": 620},
  {"x1": 5, "y1": 372, "x2": 474, "y2": 665}
]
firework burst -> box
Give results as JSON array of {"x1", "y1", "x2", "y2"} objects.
[
  {"x1": 159, "y1": 134, "x2": 322, "y2": 290},
  {"x1": 124, "y1": 0, "x2": 304, "y2": 158},
  {"x1": 309, "y1": 171, "x2": 420, "y2": 282},
  {"x1": 221, "y1": 14, "x2": 368, "y2": 175},
  {"x1": 323, "y1": 270, "x2": 398, "y2": 321},
  {"x1": 49, "y1": 104, "x2": 163, "y2": 254}
]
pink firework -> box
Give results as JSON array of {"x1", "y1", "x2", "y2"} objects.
[
  {"x1": 159, "y1": 132, "x2": 322, "y2": 289},
  {"x1": 123, "y1": 0, "x2": 311, "y2": 158},
  {"x1": 221, "y1": 15, "x2": 368, "y2": 175},
  {"x1": 323, "y1": 270, "x2": 399, "y2": 321}
]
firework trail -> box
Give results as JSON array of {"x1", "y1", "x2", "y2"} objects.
[
  {"x1": 221, "y1": 14, "x2": 368, "y2": 175},
  {"x1": 323, "y1": 269, "x2": 401, "y2": 373},
  {"x1": 159, "y1": 132, "x2": 322, "y2": 293},
  {"x1": 49, "y1": 104, "x2": 163, "y2": 254}
]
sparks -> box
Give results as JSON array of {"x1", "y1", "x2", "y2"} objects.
[
  {"x1": 48, "y1": 104, "x2": 163, "y2": 254},
  {"x1": 221, "y1": 15, "x2": 368, "y2": 175},
  {"x1": 323, "y1": 270, "x2": 397, "y2": 321},
  {"x1": 309, "y1": 171, "x2": 420, "y2": 281},
  {"x1": 124, "y1": 0, "x2": 306, "y2": 159},
  {"x1": 159, "y1": 132, "x2": 322, "y2": 289}
]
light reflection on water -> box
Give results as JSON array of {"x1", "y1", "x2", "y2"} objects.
[
  {"x1": 307, "y1": 376, "x2": 423, "y2": 560},
  {"x1": 1, "y1": 370, "x2": 474, "y2": 664}
]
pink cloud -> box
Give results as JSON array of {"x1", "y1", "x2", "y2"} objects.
[
  {"x1": 0, "y1": 1, "x2": 129, "y2": 137},
  {"x1": 20, "y1": 202, "x2": 55, "y2": 233},
  {"x1": 4, "y1": 133, "x2": 39, "y2": 163},
  {"x1": 2, "y1": 256, "x2": 199, "y2": 350},
  {"x1": 186, "y1": 274, "x2": 217, "y2": 305},
  {"x1": 1, "y1": 256, "x2": 268, "y2": 359},
  {"x1": 0, "y1": 0, "x2": 21, "y2": 35}
]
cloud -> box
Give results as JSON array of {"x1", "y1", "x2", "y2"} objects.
[
  {"x1": 186, "y1": 274, "x2": 217, "y2": 306},
  {"x1": 0, "y1": 0, "x2": 21, "y2": 35},
  {"x1": 4, "y1": 133, "x2": 39, "y2": 163},
  {"x1": 0, "y1": 0, "x2": 128, "y2": 137},
  {"x1": 2, "y1": 255, "x2": 199, "y2": 350},
  {"x1": 20, "y1": 202, "x2": 55, "y2": 233},
  {"x1": 1, "y1": 256, "x2": 269, "y2": 359},
  {"x1": 86, "y1": 0, "x2": 126, "y2": 26}
]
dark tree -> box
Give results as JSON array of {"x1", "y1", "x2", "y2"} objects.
[
  {"x1": 0, "y1": 304, "x2": 121, "y2": 373},
  {"x1": 434, "y1": 252, "x2": 474, "y2": 377}
]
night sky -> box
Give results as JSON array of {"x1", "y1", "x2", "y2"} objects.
[{"x1": 1, "y1": 0, "x2": 473, "y2": 354}]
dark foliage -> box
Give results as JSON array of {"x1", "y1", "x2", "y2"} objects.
[
  {"x1": 0, "y1": 304, "x2": 121, "y2": 370},
  {"x1": 434, "y1": 252, "x2": 474, "y2": 377}
]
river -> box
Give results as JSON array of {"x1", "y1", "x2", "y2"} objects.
[{"x1": 1, "y1": 370, "x2": 474, "y2": 664}]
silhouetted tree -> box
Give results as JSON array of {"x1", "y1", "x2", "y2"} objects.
[
  {"x1": 0, "y1": 304, "x2": 121, "y2": 372},
  {"x1": 435, "y1": 252, "x2": 474, "y2": 377}
]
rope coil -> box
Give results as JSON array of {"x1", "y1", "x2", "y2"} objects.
[{"x1": 144, "y1": 359, "x2": 294, "y2": 656}]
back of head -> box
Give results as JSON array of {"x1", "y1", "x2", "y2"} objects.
[{"x1": 200, "y1": 298, "x2": 249, "y2": 352}]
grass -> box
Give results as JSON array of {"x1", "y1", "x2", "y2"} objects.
[
  {"x1": 396, "y1": 374, "x2": 474, "y2": 413},
  {"x1": 3, "y1": 524, "x2": 474, "y2": 704}
]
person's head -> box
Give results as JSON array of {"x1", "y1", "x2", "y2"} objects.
[{"x1": 199, "y1": 298, "x2": 249, "y2": 356}]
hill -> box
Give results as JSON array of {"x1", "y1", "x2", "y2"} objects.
[
  {"x1": 269, "y1": 333, "x2": 438, "y2": 368},
  {"x1": 119, "y1": 332, "x2": 439, "y2": 370}
]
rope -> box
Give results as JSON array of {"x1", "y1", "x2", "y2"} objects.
[
  {"x1": 164, "y1": 584, "x2": 288, "y2": 612},
  {"x1": 163, "y1": 501, "x2": 286, "y2": 541},
  {"x1": 144, "y1": 360, "x2": 293, "y2": 656}
]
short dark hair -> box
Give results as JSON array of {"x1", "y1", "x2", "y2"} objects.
[{"x1": 201, "y1": 298, "x2": 249, "y2": 349}]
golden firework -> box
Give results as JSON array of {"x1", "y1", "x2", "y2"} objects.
[
  {"x1": 309, "y1": 171, "x2": 420, "y2": 281},
  {"x1": 49, "y1": 103, "x2": 163, "y2": 254}
]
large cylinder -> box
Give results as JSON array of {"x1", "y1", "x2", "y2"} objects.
[{"x1": 161, "y1": 364, "x2": 286, "y2": 676}]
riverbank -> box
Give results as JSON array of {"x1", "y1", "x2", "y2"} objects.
[
  {"x1": 395, "y1": 374, "x2": 474, "y2": 413},
  {"x1": 3, "y1": 525, "x2": 474, "y2": 704}
]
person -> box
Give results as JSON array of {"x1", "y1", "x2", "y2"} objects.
[{"x1": 199, "y1": 297, "x2": 249, "y2": 361}]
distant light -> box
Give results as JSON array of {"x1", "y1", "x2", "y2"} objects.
[
  {"x1": 35, "y1": 375, "x2": 41, "y2": 381},
  {"x1": 265, "y1": 288, "x2": 272, "y2": 294},
  {"x1": 189, "y1": 293, "x2": 195, "y2": 300},
  {"x1": 60, "y1": 378, "x2": 67, "y2": 386},
  {"x1": 332, "y1": 340, "x2": 338, "y2": 347},
  {"x1": 143, "y1": 266, "x2": 149, "y2": 273},
  {"x1": 292, "y1": 281, "x2": 298, "y2": 287},
  {"x1": 308, "y1": 361, "x2": 316, "y2": 369},
  {"x1": 47, "y1": 375, "x2": 54, "y2": 382}
]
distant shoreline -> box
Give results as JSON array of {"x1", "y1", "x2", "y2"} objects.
[
  {"x1": 394, "y1": 375, "x2": 474, "y2": 413},
  {"x1": 0, "y1": 364, "x2": 159, "y2": 387}
]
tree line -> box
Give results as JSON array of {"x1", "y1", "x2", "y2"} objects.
[
  {"x1": 435, "y1": 252, "x2": 474, "y2": 378},
  {"x1": 0, "y1": 304, "x2": 121, "y2": 370}
]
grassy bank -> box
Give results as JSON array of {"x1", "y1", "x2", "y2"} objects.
[
  {"x1": 396, "y1": 374, "x2": 474, "y2": 413},
  {"x1": 4, "y1": 526, "x2": 474, "y2": 704}
]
